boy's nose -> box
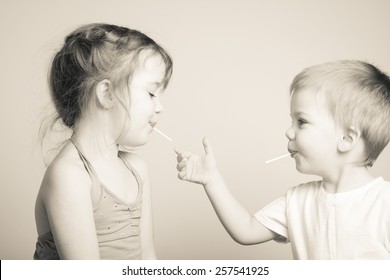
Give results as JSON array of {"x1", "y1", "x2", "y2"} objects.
[{"x1": 285, "y1": 126, "x2": 295, "y2": 140}]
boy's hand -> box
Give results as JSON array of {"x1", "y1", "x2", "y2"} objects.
[{"x1": 175, "y1": 137, "x2": 218, "y2": 186}]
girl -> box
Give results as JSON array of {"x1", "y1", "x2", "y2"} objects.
[{"x1": 34, "y1": 23, "x2": 173, "y2": 259}]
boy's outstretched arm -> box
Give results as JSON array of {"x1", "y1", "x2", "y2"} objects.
[{"x1": 175, "y1": 138, "x2": 276, "y2": 245}]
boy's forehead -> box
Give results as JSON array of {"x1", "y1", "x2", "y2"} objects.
[{"x1": 291, "y1": 89, "x2": 328, "y2": 114}]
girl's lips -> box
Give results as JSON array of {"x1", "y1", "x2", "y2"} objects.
[{"x1": 288, "y1": 149, "x2": 297, "y2": 157}]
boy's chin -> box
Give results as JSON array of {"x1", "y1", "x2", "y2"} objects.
[
  {"x1": 294, "y1": 162, "x2": 311, "y2": 175},
  {"x1": 295, "y1": 165, "x2": 319, "y2": 177}
]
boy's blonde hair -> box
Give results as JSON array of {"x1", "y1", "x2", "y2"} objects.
[{"x1": 290, "y1": 60, "x2": 390, "y2": 167}]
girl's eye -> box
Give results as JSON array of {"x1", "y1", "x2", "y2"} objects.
[
  {"x1": 297, "y1": 118, "x2": 307, "y2": 127},
  {"x1": 149, "y1": 92, "x2": 157, "y2": 98}
]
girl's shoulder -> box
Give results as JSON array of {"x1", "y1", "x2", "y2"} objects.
[{"x1": 41, "y1": 142, "x2": 92, "y2": 199}]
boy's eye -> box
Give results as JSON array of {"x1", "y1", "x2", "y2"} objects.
[{"x1": 149, "y1": 92, "x2": 157, "y2": 98}]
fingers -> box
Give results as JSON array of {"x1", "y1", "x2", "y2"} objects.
[
  {"x1": 174, "y1": 147, "x2": 193, "y2": 161},
  {"x1": 176, "y1": 153, "x2": 194, "y2": 182},
  {"x1": 176, "y1": 160, "x2": 187, "y2": 171},
  {"x1": 202, "y1": 137, "x2": 214, "y2": 157},
  {"x1": 175, "y1": 147, "x2": 190, "y2": 178},
  {"x1": 174, "y1": 147, "x2": 181, "y2": 155},
  {"x1": 174, "y1": 148, "x2": 192, "y2": 157},
  {"x1": 177, "y1": 161, "x2": 190, "y2": 181},
  {"x1": 176, "y1": 138, "x2": 212, "y2": 156},
  {"x1": 177, "y1": 170, "x2": 187, "y2": 180}
]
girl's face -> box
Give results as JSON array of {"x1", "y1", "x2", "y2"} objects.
[
  {"x1": 285, "y1": 89, "x2": 343, "y2": 177},
  {"x1": 116, "y1": 54, "x2": 167, "y2": 147}
]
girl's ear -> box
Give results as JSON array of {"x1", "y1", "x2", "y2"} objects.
[
  {"x1": 337, "y1": 126, "x2": 360, "y2": 153},
  {"x1": 95, "y1": 79, "x2": 113, "y2": 109}
]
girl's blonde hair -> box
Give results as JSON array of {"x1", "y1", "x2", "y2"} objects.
[
  {"x1": 40, "y1": 23, "x2": 173, "y2": 162},
  {"x1": 49, "y1": 23, "x2": 172, "y2": 128},
  {"x1": 290, "y1": 60, "x2": 390, "y2": 167}
]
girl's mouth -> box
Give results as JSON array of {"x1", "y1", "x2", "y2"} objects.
[{"x1": 288, "y1": 149, "x2": 298, "y2": 157}]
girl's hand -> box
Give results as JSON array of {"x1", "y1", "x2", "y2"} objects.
[{"x1": 175, "y1": 137, "x2": 218, "y2": 186}]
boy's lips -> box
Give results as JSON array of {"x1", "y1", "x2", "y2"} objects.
[{"x1": 290, "y1": 152, "x2": 297, "y2": 158}]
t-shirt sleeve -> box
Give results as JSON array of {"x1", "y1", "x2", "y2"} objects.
[{"x1": 254, "y1": 195, "x2": 289, "y2": 243}]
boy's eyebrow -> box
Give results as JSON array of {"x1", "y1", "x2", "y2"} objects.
[{"x1": 291, "y1": 111, "x2": 310, "y2": 118}]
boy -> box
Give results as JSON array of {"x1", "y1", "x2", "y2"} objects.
[{"x1": 175, "y1": 60, "x2": 390, "y2": 259}]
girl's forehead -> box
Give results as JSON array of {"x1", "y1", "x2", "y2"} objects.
[
  {"x1": 133, "y1": 54, "x2": 166, "y2": 85},
  {"x1": 144, "y1": 53, "x2": 164, "y2": 69}
]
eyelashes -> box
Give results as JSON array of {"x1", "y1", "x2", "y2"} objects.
[{"x1": 298, "y1": 118, "x2": 307, "y2": 126}]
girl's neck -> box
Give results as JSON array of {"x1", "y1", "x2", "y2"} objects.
[
  {"x1": 322, "y1": 164, "x2": 374, "y2": 194},
  {"x1": 72, "y1": 124, "x2": 119, "y2": 162}
]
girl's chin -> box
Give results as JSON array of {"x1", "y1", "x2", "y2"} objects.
[{"x1": 119, "y1": 136, "x2": 149, "y2": 148}]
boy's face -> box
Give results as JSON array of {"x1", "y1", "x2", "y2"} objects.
[{"x1": 286, "y1": 89, "x2": 343, "y2": 177}]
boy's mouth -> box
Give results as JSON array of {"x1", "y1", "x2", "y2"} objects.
[{"x1": 290, "y1": 152, "x2": 297, "y2": 158}]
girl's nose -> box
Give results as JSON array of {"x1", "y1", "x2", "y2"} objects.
[
  {"x1": 285, "y1": 125, "x2": 295, "y2": 140},
  {"x1": 155, "y1": 97, "x2": 163, "y2": 114}
]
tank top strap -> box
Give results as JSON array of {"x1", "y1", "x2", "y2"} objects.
[
  {"x1": 70, "y1": 135, "x2": 101, "y2": 187},
  {"x1": 118, "y1": 152, "x2": 144, "y2": 193}
]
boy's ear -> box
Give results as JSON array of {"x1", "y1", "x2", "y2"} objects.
[
  {"x1": 337, "y1": 126, "x2": 360, "y2": 153},
  {"x1": 95, "y1": 79, "x2": 113, "y2": 109}
]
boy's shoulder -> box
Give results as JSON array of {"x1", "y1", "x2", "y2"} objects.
[
  {"x1": 289, "y1": 180, "x2": 322, "y2": 192},
  {"x1": 285, "y1": 180, "x2": 322, "y2": 200},
  {"x1": 375, "y1": 178, "x2": 390, "y2": 199},
  {"x1": 379, "y1": 178, "x2": 390, "y2": 187}
]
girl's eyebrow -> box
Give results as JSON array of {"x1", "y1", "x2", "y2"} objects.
[
  {"x1": 147, "y1": 81, "x2": 162, "y2": 87},
  {"x1": 147, "y1": 81, "x2": 164, "y2": 92}
]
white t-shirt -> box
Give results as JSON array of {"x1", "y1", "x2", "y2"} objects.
[{"x1": 254, "y1": 177, "x2": 390, "y2": 259}]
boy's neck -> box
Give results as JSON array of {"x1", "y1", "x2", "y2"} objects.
[{"x1": 322, "y1": 164, "x2": 375, "y2": 194}]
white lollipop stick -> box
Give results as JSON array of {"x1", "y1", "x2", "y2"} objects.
[
  {"x1": 265, "y1": 153, "x2": 292, "y2": 164},
  {"x1": 153, "y1": 127, "x2": 173, "y2": 142}
]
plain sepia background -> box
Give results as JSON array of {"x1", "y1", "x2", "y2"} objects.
[{"x1": 1, "y1": 0, "x2": 390, "y2": 260}]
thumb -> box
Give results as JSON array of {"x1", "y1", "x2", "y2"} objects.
[
  {"x1": 174, "y1": 147, "x2": 181, "y2": 155},
  {"x1": 202, "y1": 137, "x2": 214, "y2": 156}
]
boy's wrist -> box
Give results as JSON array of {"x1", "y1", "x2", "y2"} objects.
[{"x1": 204, "y1": 169, "x2": 224, "y2": 189}]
